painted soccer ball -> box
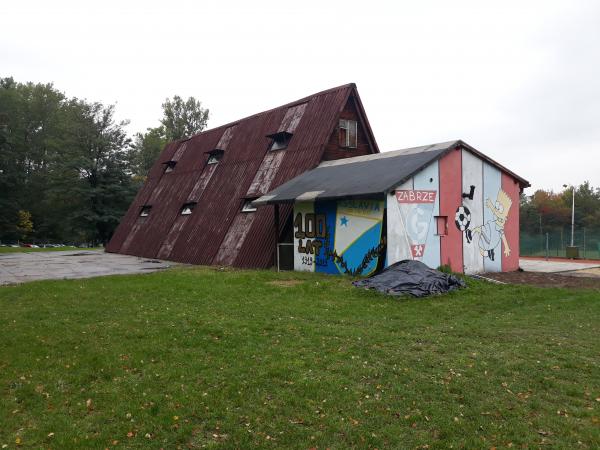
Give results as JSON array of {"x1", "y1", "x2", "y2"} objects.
[{"x1": 455, "y1": 206, "x2": 471, "y2": 231}]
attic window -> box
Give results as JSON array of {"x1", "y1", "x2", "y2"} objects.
[
  {"x1": 180, "y1": 202, "x2": 197, "y2": 215},
  {"x1": 267, "y1": 131, "x2": 293, "y2": 151},
  {"x1": 339, "y1": 119, "x2": 357, "y2": 148},
  {"x1": 139, "y1": 205, "x2": 152, "y2": 217},
  {"x1": 241, "y1": 199, "x2": 257, "y2": 213},
  {"x1": 164, "y1": 161, "x2": 177, "y2": 173},
  {"x1": 207, "y1": 149, "x2": 224, "y2": 165}
]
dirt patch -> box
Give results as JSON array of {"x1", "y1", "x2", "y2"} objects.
[
  {"x1": 561, "y1": 267, "x2": 600, "y2": 278},
  {"x1": 482, "y1": 271, "x2": 600, "y2": 289},
  {"x1": 267, "y1": 280, "x2": 304, "y2": 287}
]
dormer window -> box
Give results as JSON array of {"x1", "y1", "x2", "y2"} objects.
[
  {"x1": 339, "y1": 119, "x2": 357, "y2": 148},
  {"x1": 241, "y1": 199, "x2": 257, "y2": 212},
  {"x1": 139, "y1": 205, "x2": 152, "y2": 217},
  {"x1": 267, "y1": 131, "x2": 293, "y2": 151},
  {"x1": 180, "y1": 202, "x2": 197, "y2": 215},
  {"x1": 164, "y1": 161, "x2": 177, "y2": 173},
  {"x1": 206, "y1": 149, "x2": 224, "y2": 165}
]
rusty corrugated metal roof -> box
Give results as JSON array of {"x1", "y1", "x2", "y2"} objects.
[{"x1": 106, "y1": 83, "x2": 379, "y2": 267}]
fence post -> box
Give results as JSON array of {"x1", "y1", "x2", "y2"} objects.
[
  {"x1": 546, "y1": 233, "x2": 549, "y2": 261},
  {"x1": 560, "y1": 229, "x2": 563, "y2": 256},
  {"x1": 583, "y1": 227, "x2": 586, "y2": 259}
]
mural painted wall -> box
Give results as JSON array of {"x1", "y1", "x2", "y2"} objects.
[
  {"x1": 386, "y1": 149, "x2": 520, "y2": 274},
  {"x1": 386, "y1": 161, "x2": 440, "y2": 267},
  {"x1": 455, "y1": 151, "x2": 518, "y2": 273},
  {"x1": 293, "y1": 198, "x2": 385, "y2": 275}
]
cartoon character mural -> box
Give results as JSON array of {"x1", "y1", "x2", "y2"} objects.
[
  {"x1": 293, "y1": 199, "x2": 385, "y2": 275},
  {"x1": 455, "y1": 188, "x2": 512, "y2": 262}
]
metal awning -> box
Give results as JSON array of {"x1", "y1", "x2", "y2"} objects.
[
  {"x1": 254, "y1": 140, "x2": 530, "y2": 206},
  {"x1": 253, "y1": 141, "x2": 456, "y2": 205}
]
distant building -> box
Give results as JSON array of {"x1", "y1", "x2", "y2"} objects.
[{"x1": 108, "y1": 84, "x2": 529, "y2": 274}]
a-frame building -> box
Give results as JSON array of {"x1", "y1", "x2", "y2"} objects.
[{"x1": 106, "y1": 83, "x2": 379, "y2": 267}]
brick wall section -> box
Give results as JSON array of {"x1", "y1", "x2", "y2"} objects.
[{"x1": 321, "y1": 96, "x2": 375, "y2": 161}]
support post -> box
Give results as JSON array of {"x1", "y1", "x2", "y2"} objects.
[{"x1": 274, "y1": 204, "x2": 280, "y2": 270}]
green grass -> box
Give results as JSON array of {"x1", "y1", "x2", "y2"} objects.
[
  {"x1": 0, "y1": 267, "x2": 599, "y2": 449},
  {"x1": 0, "y1": 246, "x2": 89, "y2": 254}
]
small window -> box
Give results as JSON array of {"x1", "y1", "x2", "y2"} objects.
[
  {"x1": 339, "y1": 119, "x2": 357, "y2": 148},
  {"x1": 164, "y1": 161, "x2": 177, "y2": 173},
  {"x1": 267, "y1": 131, "x2": 293, "y2": 151},
  {"x1": 180, "y1": 202, "x2": 197, "y2": 215},
  {"x1": 435, "y1": 216, "x2": 448, "y2": 236},
  {"x1": 140, "y1": 205, "x2": 152, "y2": 217},
  {"x1": 241, "y1": 199, "x2": 257, "y2": 212},
  {"x1": 207, "y1": 150, "x2": 224, "y2": 165}
]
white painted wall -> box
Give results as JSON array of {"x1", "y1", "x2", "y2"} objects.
[
  {"x1": 293, "y1": 201, "x2": 316, "y2": 272},
  {"x1": 483, "y1": 162, "x2": 502, "y2": 272},
  {"x1": 413, "y1": 161, "x2": 440, "y2": 269},
  {"x1": 461, "y1": 150, "x2": 485, "y2": 274},
  {"x1": 386, "y1": 179, "x2": 414, "y2": 265}
]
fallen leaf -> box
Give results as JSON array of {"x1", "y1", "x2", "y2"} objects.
[{"x1": 86, "y1": 398, "x2": 93, "y2": 411}]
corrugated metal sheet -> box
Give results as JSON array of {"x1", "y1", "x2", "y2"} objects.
[
  {"x1": 254, "y1": 141, "x2": 458, "y2": 204},
  {"x1": 107, "y1": 83, "x2": 379, "y2": 267},
  {"x1": 254, "y1": 139, "x2": 530, "y2": 206}
]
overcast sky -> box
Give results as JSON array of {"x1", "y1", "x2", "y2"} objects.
[{"x1": 3, "y1": 0, "x2": 599, "y2": 193}]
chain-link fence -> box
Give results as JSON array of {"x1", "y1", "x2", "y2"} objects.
[{"x1": 520, "y1": 227, "x2": 600, "y2": 259}]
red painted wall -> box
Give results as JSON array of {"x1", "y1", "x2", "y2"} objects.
[
  {"x1": 501, "y1": 173, "x2": 520, "y2": 271},
  {"x1": 439, "y1": 148, "x2": 464, "y2": 272}
]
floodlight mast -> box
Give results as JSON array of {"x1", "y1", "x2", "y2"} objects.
[{"x1": 563, "y1": 184, "x2": 575, "y2": 247}]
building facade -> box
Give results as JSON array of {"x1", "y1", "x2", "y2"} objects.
[
  {"x1": 109, "y1": 84, "x2": 528, "y2": 274},
  {"x1": 256, "y1": 141, "x2": 528, "y2": 275},
  {"x1": 106, "y1": 84, "x2": 379, "y2": 267}
]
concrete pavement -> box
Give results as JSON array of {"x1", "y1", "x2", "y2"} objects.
[
  {"x1": 0, "y1": 250, "x2": 174, "y2": 285},
  {"x1": 519, "y1": 258, "x2": 600, "y2": 273}
]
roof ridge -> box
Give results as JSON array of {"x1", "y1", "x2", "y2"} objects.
[
  {"x1": 179, "y1": 83, "x2": 356, "y2": 144},
  {"x1": 318, "y1": 140, "x2": 460, "y2": 168}
]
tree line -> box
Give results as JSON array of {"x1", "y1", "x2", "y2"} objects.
[
  {"x1": 3, "y1": 76, "x2": 598, "y2": 247},
  {"x1": 520, "y1": 182, "x2": 600, "y2": 234},
  {"x1": 0, "y1": 77, "x2": 208, "y2": 245}
]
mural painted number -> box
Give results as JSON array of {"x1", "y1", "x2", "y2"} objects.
[
  {"x1": 294, "y1": 213, "x2": 327, "y2": 239},
  {"x1": 301, "y1": 255, "x2": 313, "y2": 266}
]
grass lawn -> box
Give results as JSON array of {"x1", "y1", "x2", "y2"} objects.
[
  {"x1": 0, "y1": 247, "x2": 90, "y2": 254},
  {"x1": 0, "y1": 267, "x2": 598, "y2": 449}
]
